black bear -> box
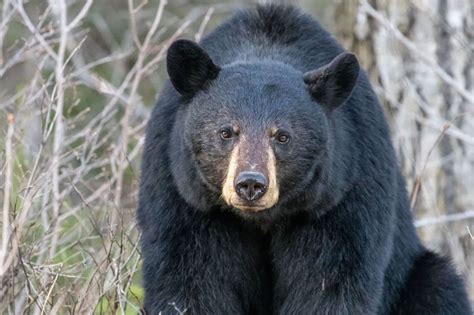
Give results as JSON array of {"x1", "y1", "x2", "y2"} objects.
[{"x1": 137, "y1": 4, "x2": 471, "y2": 315}]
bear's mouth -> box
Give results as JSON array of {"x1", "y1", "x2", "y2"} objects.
[{"x1": 233, "y1": 204, "x2": 267, "y2": 212}]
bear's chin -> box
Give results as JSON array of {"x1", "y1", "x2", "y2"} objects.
[{"x1": 227, "y1": 205, "x2": 274, "y2": 228}]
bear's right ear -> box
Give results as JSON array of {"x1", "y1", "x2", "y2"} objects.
[{"x1": 167, "y1": 39, "x2": 220, "y2": 98}]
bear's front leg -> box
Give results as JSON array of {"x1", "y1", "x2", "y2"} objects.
[
  {"x1": 141, "y1": 209, "x2": 271, "y2": 315},
  {"x1": 272, "y1": 198, "x2": 392, "y2": 314}
]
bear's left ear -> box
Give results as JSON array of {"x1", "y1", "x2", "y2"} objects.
[
  {"x1": 303, "y1": 52, "x2": 360, "y2": 112},
  {"x1": 167, "y1": 39, "x2": 220, "y2": 98}
]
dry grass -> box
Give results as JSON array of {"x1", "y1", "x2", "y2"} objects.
[{"x1": 0, "y1": 0, "x2": 472, "y2": 313}]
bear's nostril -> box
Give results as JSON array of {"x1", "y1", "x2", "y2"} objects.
[
  {"x1": 234, "y1": 171, "x2": 268, "y2": 202},
  {"x1": 237, "y1": 183, "x2": 249, "y2": 199}
]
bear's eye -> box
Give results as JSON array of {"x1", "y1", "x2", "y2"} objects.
[
  {"x1": 275, "y1": 132, "x2": 290, "y2": 144},
  {"x1": 220, "y1": 129, "x2": 233, "y2": 140}
]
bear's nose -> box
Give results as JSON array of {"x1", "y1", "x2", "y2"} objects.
[{"x1": 234, "y1": 171, "x2": 268, "y2": 202}]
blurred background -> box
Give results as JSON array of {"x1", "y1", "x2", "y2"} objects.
[{"x1": 0, "y1": 0, "x2": 472, "y2": 313}]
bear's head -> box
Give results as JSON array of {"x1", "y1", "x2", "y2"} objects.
[{"x1": 166, "y1": 40, "x2": 359, "y2": 221}]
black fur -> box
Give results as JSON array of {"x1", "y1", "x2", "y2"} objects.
[{"x1": 137, "y1": 4, "x2": 471, "y2": 314}]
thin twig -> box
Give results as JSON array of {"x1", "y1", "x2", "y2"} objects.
[
  {"x1": 409, "y1": 124, "x2": 450, "y2": 209},
  {"x1": 415, "y1": 210, "x2": 474, "y2": 228},
  {"x1": 67, "y1": 0, "x2": 93, "y2": 31},
  {"x1": 195, "y1": 7, "x2": 214, "y2": 42}
]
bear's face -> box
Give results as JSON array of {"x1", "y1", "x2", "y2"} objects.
[
  {"x1": 166, "y1": 40, "x2": 359, "y2": 217},
  {"x1": 183, "y1": 62, "x2": 328, "y2": 213}
]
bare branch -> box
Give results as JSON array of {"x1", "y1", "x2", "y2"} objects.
[
  {"x1": 0, "y1": 113, "x2": 14, "y2": 276},
  {"x1": 415, "y1": 210, "x2": 474, "y2": 228},
  {"x1": 49, "y1": 0, "x2": 68, "y2": 259}
]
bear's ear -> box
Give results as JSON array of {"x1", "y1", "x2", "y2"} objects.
[
  {"x1": 303, "y1": 52, "x2": 360, "y2": 112},
  {"x1": 167, "y1": 39, "x2": 220, "y2": 98}
]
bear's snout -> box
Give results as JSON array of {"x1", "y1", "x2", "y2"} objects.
[
  {"x1": 234, "y1": 171, "x2": 268, "y2": 202},
  {"x1": 221, "y1": 141, "x2": 279, "y2": 212}
]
